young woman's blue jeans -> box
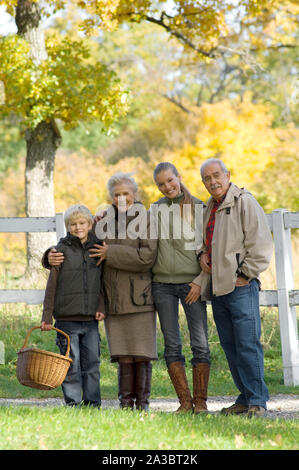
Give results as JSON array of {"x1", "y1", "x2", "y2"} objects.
[
  {"x1": 152, "y1": 282, "x2": 210, "y2": 367},
  {"x1": 55, "y1": 320, "x2": 101, "y2": 407},
  {"x1": 211, "y1": 279, "x2": 269, "y2": 409}
]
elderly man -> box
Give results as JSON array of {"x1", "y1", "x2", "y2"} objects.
[{"x1": 195, "y1": 158, "x2": 273, "y2": 417}]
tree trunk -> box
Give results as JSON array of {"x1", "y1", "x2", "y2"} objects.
[
  {"x1": 24, "y1": 121, "x2": 60, "y2": 278},
  {"x1": 16, "y1": 0, "x2": 61, "y2": 282}
]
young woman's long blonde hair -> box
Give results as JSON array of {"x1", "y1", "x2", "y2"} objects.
[{"x1": 153, "y1": 162, "x2": 195, "y2": 223}]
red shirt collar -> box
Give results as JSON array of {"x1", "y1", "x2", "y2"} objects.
[{"x1": 212, "y1": 183, "x2": 231, "y2": 205}]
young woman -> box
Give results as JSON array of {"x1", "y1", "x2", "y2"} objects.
[{"x1": 151, "y1": 162, "x2": 210, "y2": 413}]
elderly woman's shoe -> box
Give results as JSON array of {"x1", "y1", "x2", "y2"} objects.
[
  {"x1": 118, "y1": 362, "x2": 135, "y2": 410},
  {"x1": 135, "y1": 361, "x2": 152, "y2": 412}
]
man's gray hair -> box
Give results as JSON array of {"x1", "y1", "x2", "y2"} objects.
[
  {"x1": 64, "y1": 204, "x2": 93, "y2": 228},
  {"x1": 107, "y1": 172, "x2": 138, "y2": 198},
  {"x1": 200, "y1": 158, "x2": 229, "y2": 179}
]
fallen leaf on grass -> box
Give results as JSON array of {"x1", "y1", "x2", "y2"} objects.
[
  {"x1": 235, "y1": 434, "x2": 244, "y2": 449},
  {"x1": 38, "y1": 437, "x2": 48, "y2": 450},
  {"x1": 268, "y1": 434, "x2": 283, "y2": 447}
]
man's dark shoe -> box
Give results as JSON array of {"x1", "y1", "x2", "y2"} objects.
[
  {"x1": 247, "y1": 405, "x2": 266, "y2": 417},
  {"x1": 220, "y1": 403, "x2": 249, "y2": 415}
]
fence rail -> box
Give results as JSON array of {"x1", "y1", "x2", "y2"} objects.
[
  {"x1": 0, "y1": 209, "x2": 298, "y2": 385},
  {"x1": 0, "y1": 213, "x2": 65, "y2": 238},
  {"x1": 2, "y1": 288, "x2": 296, "y2": 307}
]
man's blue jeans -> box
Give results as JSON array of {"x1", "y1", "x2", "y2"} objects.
[
  {"x1": 55, "y1": 320, "x2": 101, "y2": 407},
  {"x1": 152, "y1": 282, "x2": 210, "y2": 367},
  {"x1": 211, "y1": 279, "x2": 269, "y2": 408}
]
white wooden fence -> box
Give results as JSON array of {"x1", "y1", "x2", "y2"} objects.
[
  {"x1": 0, "y1": 213, "x2": 65, "y2": 306},
  {"x1": 0, "y1": 209, "x2": 298, "y2": 385}
]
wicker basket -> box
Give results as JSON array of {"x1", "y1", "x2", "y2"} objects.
[{"x1": 16, "y1": 326, "x2": 72, "y2": 390}]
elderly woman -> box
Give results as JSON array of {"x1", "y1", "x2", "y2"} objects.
[{"x1": 44, "y1": 173, "x2": 158, "y2": 411}]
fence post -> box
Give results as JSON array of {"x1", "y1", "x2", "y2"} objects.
[
  {"x1": 272, "y1": 208, "x2": 299, "y2": 385},
  {"x1": 0, "y1": 341, "x2": 4, "y2": 364},
  {"x1": 55, "y1": 213, "x2": 65, "y2": 241}
]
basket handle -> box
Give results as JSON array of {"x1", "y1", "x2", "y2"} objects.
[{"x1": 21, "y1": 326, "x2": 71, "y2": 358}]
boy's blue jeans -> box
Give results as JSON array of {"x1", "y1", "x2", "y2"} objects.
[
  {"x1": 152, "y1": 282, "x2": 210, "y2": 367},
  {"x1": 211, "y1": 279, "x2": 269, "y2": 409},
  {"x1": 55, "y1": 320, "x2": 101, "y2": 407}
]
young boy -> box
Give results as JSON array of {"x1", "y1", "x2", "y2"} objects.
[{"x1": 41, "y1": 204, "x2": 105, "y2": 408}]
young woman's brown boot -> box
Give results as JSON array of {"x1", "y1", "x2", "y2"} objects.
[{"x1": 168, "y1": 361, "x2": 193, "y2": 413}]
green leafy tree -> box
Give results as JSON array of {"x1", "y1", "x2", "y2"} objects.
[
  {"x1": 1, "y1": 0, "x2": 298, "y2": 278},
  {"x1": 0, "y1": 0, "x2": 128, "y2": 279}
]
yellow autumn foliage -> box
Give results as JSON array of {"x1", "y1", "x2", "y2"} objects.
[
  {"x1": 1, "y1": 95, "x2": 297, "y2": 217},
  {"x1": 253, "y1": 123, "x2": 299, "y2": 212},
  {"x1": 0, "y1": 153, "x2": 150, "y2": 264},
  {"x1": 0, "y1": 159, "x2": 26, "y2": 265},
  {"x1": 0, "y1": 96, "x2": 298, "y2": 265},
  {"x1": 53, "y1": 151, "x2": 153, "y2": 213},
  {"x1": 153, "y1": 95, "x2": 285, "y2": 203}
]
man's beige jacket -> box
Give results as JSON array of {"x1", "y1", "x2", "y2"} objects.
[{"x1": 193, "y1": 183, "x2": 273, "y2": 301}]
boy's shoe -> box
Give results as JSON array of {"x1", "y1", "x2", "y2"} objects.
[
  {"x1": 82, "y1": 400, "x2": 101, "y2": 409},
  {"x1": 65, "y1": 402, "x2": 82, "y2": 408},
  {"x1": 247, "y1": 405, "x2": 266, "y2": 417},
  {"x1": 220, "y1": 403, "x2": 249, "y2": 415}
]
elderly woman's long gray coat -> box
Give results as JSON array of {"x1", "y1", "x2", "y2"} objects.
[{"x1": 100, "y1": 202, "x2": 158, "y2": 362}]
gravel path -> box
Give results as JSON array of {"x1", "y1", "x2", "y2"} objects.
[{"x1": 1, "y1": 395, "x2": 299, "y2": 420}]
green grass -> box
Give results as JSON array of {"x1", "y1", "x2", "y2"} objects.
[
  {"x1": 0, "y1": 406, "x2": 299, "y2": 450},
  {"x1": 0, "y1": 302, "x2": 298, "y2": 399},
  {"x1": 0, "y1": 301, "x2": 299, "y2": 450}
]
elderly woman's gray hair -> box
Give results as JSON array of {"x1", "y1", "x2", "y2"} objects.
[
  {"x1": 200, "y1": 158, "x2": 229, "y2": 179},
  {"x1": 107, "y1": 172, "x2": 139, "y2": 198}
]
